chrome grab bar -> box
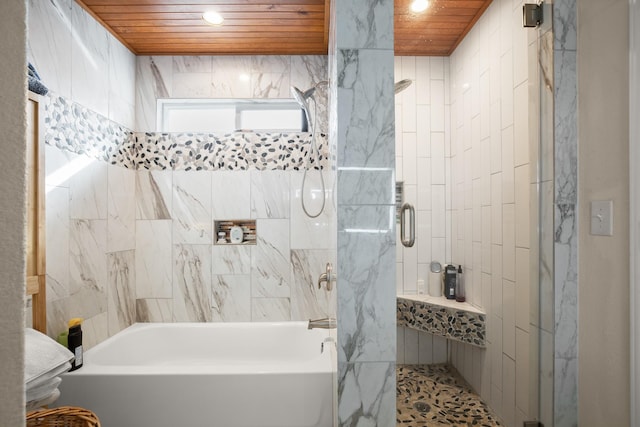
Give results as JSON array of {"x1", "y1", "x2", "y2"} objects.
[{"x1": 400, "y1": 203, "x2": 415, "y2": 247}]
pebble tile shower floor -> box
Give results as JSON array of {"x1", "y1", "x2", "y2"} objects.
[{"x1": 397, "y1": 364, "x2": 503, "y2": 426}]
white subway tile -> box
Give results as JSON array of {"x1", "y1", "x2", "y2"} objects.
[
  {"x1": 404, "y1": 327, "x2": 419, "y2": 364},
  {"x1": 502, "y1": 354, "x2": 516, "y2": 427},
  {"x1": 433, "y1": 334, "x2": 448, "y2": 363},
  {"x1": 430, "y1": 80, "x2": 445, "y2": 131},
  {"x1": 514, "y1": 164, "x2": 530, "y2": 248},
  {"x1": 418, "y1": 331, "x2": 434, "y2": 364},
  {"x1": 501, "y1": 125, "x2": 515, "y2": 204},
  {"x1": 491, "y1": 244, "x2": 503, "y2": 318},
  {"x1": 403, "y1": 132, "x2": 417, "y2": 184},
  {"x1": 502, "y1": 279, "x2": 516, "y2": 359},
  {"x1": 515, "y1": 328, "x2": 530, "y2": 415},
  {"x1": 416, "y1": 105, "x2": 431, "y2": 157},
  {"x1": 515, "y1": 248, "x2": 530, "y2": 331},
  {"x1": 500, "y1": 49, "x2": 514, "y2": 127},
  {"x1": 430, "y1": 56, "x2": 444, "y2": 80},
  {"x1": 502, "y1": 203, "x2": 516, "y2": 281},
  {"x1": 513, "y1": 82, "x2": 529, "y2": 167},
  {"x1": 431, "y1": 132, "x2": 446, "y2": 184},
  {"x1": 415, "y1": 57, "x2": 431, "y2": 102}
]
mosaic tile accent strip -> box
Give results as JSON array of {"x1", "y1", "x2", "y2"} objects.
[
  {"x1": 132, "y1": 132, "x2": 328, "y2": 171},
  {"x1": 397, "y1": 364, "x2": 502, "y2": 426},
  {"x1": 397, "y1": 297, "x2": 486, "y2": 347},
  {"x1": 43, "y1": 93, "x2": 328, "y2": 171},
  {"x1": 44, "y1": 94, "x2": 136, "y2": 168}
]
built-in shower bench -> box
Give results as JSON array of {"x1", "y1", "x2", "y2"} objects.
[{"x1": 397, "y1": 295, "x2": 486, "y2": 347}]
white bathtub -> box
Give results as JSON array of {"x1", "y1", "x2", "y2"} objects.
[{"x1": 57, "y1": 322, "x2": 335, "y2": 427}]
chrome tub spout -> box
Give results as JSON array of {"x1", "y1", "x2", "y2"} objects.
[{"x1": 308, "y1": 318, "x2": 337, "y2": 330}]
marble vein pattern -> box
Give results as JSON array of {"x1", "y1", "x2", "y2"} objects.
[
  {"x1": 338, "y1": 362, "x2": 396, "y2": 426},
  {"x1": 135, "y1": 55, "x2": 327, "y2": 131},
  {"x1": 211, "y1": 275, "x2": 251, "y2": 322},
  {"x1": 211, "y1": 245, "x2": 251, "y2": 275},
  {"x1": 337, "y1": 49, "x2": 395, "y2": 168},
  {"x1": 250, "y1": 171, "x2": 290, "y2": 219},
  {"x1": 337, "y1": 206, "x2": 396, "y2": 363},
  {"x1": 553, "y1": 1, "x2": 578, "y2": 425},
  {"x1": 173, "y1": 245, "x2": 212, "y2": 322},
  {"x1": 48, "y1": 286, "x2": 107, "y2": 341},
  {"x1": 107, "y1": 165, "x2": 136, "y2": 252},
  {"x1": 135, "y1": 170, "x2": 172, "y2": 220},
  {"x1": 251, "y1": 219, "x2": 291, "y2": 298},
  {"x1": 135, "y1": 298, "x2": 173, "y2": 323},
  {"x1": 290, "y1": 249, "x2": 335, "y2": 320},
  {"x1": 172, "y1": 171, "x2": 212, "y2": 244},
  {"x1": 107, "y1": 250, "x2": 135, "y2": 335},
  {"x1": 335, "y1": 0, "x2": 394, "y2": 50},
  {"x1": 135, "y1": 56, "x2": 173, "y2": 131},
  {"x1": 70, "y1": 219, "x2": 107, "y2": 296}
]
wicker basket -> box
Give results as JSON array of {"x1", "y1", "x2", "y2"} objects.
[{"x1": 26, "y1": 406, "x2": 101, "y2": 427}]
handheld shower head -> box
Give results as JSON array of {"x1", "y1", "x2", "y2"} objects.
[{"x1": 394, "y1": 79, "x2": 413, "y2": 94}]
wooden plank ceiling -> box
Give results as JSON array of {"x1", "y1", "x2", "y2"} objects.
[{"x1": 76, "y1": 0, "x2": 492, "y2": 56}]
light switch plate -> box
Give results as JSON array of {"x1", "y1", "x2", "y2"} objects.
[{"x1": 590, "y1": 200, "x2": 613, "y2": 236}]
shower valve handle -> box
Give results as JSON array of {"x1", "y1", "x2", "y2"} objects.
[{"x1": 317, "y1": 263, "x2": 334, "y2": 291}]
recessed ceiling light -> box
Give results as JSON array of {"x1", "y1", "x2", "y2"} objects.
[
  {"x1": 410, "y1": 0, "x2": 429, "y2": 13},
  {"x1": 203, "y1": 10, "x2": 224, "y2": 26}
]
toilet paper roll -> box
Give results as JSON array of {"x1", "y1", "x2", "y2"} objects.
[{"x1": 429, "y1": 271, "x2": 442, "y2": 297}]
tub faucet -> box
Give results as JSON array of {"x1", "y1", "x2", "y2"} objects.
[{"x1": 308, "y1": 317, "x2": 337, "y2": 330}]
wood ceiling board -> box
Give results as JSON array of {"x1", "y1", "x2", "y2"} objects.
[{"x1": 76, "y1": 0, "x2": 493, "y2": 56}]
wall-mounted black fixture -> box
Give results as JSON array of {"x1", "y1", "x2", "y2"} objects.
[{"x1": 523, "y1": 2, "x2": 543, "y2": 28}]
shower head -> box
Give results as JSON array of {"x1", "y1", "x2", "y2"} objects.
[
  {"x1": 394, "y1": 79, "x2": 413, "y2": 94},
  {"x1": 291, "y1": 86, "x2": 313, "y2": 132}
]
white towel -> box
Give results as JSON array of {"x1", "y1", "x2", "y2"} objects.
[
  {"x1": 26, "y1": 376, "x2": 61, "y2": 402},
  {"x1": 24, "y1": 328, "x2": 74, "y2": 384},
  {"x1": 26, "y1": 362, "x2": 71, "y2": 389},
  {"x1": 26, "y1": 388, "x2": 60, "y2": 412}
]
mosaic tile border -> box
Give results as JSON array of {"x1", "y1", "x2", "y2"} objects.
[
  {"x1": 397, "y1": 297, "x2": 486, "y2": 347},
  {"x1": 43, "y1": 93, "x2": 328, "y2": 171},
  {"x1": 44, "y1": 94, "x2": 136, "y2": 168}
]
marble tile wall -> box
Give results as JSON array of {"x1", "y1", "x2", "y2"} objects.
[
  {"x1": 45, "y1": 144, "x2": 137, "y2": 347},
  {"x1": 46, "y1": 141, "x2": 336, "y2": 341},
  {"x1": 553, "y1": 0, "x2": 578, "y2": 426},
  {"x1": 134, "y1": 169, "x2": 336, "y2": 323},
  {"x1": 330, "y1": 0, "x2": 397, "y2": 425},
  {"x1": 27, "y1": 0, "x2": 136, "y2": 130},
  {"x1": 135, "y1": 55, "x2": 328, "y2": 134}
]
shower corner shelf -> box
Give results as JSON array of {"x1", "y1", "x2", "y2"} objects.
[
  {"x1": 214, "y1": 219, "x2": 257, "y2": 245},
  {"x1": 397, "y1": 294, "x2": 487, "y2": 348}
]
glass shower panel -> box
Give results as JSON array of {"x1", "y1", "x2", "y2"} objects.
[{"x1": 535, "y1": 2, "x2": 555, "y2": 426}]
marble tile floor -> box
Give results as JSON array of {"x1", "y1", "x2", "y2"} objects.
[{"x1": 397, "y1": 364, "x2": 503, "y2": 426}]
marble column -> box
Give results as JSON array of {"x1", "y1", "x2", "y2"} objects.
[
  {"x1": 329, "y1": 0, "x2": 396, "y2": 425},
  {"x1": 553, "y1": 0, "x2": 578, "y2": 426}
]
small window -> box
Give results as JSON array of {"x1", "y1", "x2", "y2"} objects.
[{"x1": 157, "y1": 99, "x2": 307, "y2": 133}]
